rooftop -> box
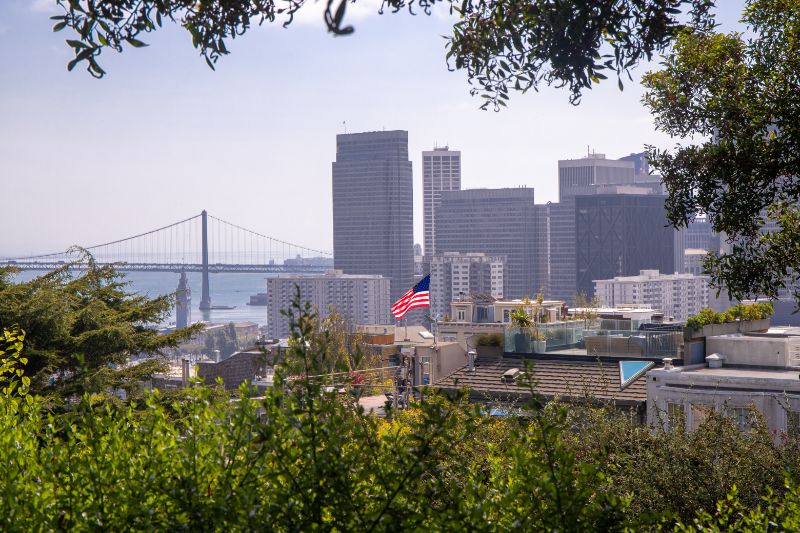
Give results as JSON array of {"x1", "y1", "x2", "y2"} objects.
[
  {"x1": 594, "y1": 269, "x2": 708, "y2": 283},
  {"x1": 435, "y1": 355, "x2": 653, "y2": 406}
]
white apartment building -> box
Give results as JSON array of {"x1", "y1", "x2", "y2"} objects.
[
  {"x1": 266, "y1": 270, "x2": 391, "y2": 339},
  {"x1": 429, "y1": 252, "x2": 505, "y2": 321},
  {"x1": 648, "y1": 330, "x2": 800, "y2": 438},
  {"x1": 594, "y1": 269, "x2": 709, "y2": 322}
]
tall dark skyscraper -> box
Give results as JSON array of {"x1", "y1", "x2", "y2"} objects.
[
  {"x1": 435, "y1": 188, "x2": 541, "y2": 299},
  {"x1": 575, "y1": 194, "x2": 675, "y2": 297},
  {"x1": 332, "y1": 130, "x2": 414, "y2": 303}
]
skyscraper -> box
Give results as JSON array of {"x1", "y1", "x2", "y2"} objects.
[
  {"x1": 435, "y1": 188, "x2": 540, "y2": 299},
  {"x1": 546, "y1": 152, "x2": 674, "y2": 303},
  {"x1": 423, "y1": 146, "x2": 461, "y2": 257},
  {"x1": 332, "y1": 130, "x2": 414, "y2": 303},
  {"x1": 575, "y1": 193, "x2": 675, "y2": 297}
]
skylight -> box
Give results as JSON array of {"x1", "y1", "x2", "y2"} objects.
[{"x1": 619, "y1": 360, "x2": 655, "y2": 390}]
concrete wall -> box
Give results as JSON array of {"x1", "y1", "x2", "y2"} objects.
[
  {"x1": 437, "y1": 322, "x2": 504, "y2": 351},
  {"x1": 416, "y1": 342, "x2": 466, "y2": 384},
  {"x1": 706, "y1": 334, "x2": 800, "y2": 368}
]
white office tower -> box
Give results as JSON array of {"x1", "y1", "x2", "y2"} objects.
[{"x1": 423, "y1": 147, "x2": 461, "y2": 258}]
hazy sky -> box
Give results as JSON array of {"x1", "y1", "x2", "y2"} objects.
[{"x1": 1, "y1": 0, "x2": 745, "y2": 257}]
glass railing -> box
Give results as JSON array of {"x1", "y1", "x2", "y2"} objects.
[{"x1": 504, "y1": 322, "x2": 682, "y2": 357}]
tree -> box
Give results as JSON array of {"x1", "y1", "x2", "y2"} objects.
[
  {"x1": 49, "y1": 0, "x2": 715, "y2": 108},
  {"x1": 643, "y1": 0, "x2": 800, "y2": 305},
  {"x1": 0, "y1": 255, "x2": 201, "y2": 399}
]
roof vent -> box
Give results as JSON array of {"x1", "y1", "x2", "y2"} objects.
[
  {"x1": 706, "y1": 353, "x2": 725, "y2": 369},
  {"x1": 502, "y1": 367, "x2": 521, "y2": 383},
  {"x1": 662, "y1": 357, "x2": 673, "y2": 370}
]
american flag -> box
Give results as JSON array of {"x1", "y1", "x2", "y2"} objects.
[{"x1": 391, "y1": 275, "x2": 430, "y2": 320}]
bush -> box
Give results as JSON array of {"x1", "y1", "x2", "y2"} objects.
[
  {"x1": 686, "y1": 302, "x2": 775, "y2": 330},
  {"x1": 475, "y1": 333, "x2": 503, "y2": 347},
  {"x1": 2, "y1": 297, "x2": 798, "y2": 531}
]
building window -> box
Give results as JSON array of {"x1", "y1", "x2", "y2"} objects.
[{"x1": 457, "y1": 309, "x2": 466, "y2": 321}]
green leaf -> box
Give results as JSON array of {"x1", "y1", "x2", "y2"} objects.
[
  {"x1": 126, "y1": 37, "x2": 148, "y2": 48},
  {"x1": 66, "y1": 39, "x2": 88, "y2": 49}
]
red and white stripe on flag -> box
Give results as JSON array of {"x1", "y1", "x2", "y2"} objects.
[{"x1": 391, "y1": 289, "x2": 430, "y2": 320}]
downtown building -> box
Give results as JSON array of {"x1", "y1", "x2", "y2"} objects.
[
  {"x1": 429, "y1": 252, "x2": 505, "y2": 321},
  {"x1": 541, "y1": 152, "x2": 677, "y2": 302},
  {"x1": 266, "y1": 271, "x2": 391, "y2": 339},
  {"x1": 422, "y1": 146, "x2": 461, "y2": 258},
  {"x1": 594, "y1": 269, "x2": 710, "y2": 322},
  {"x1": 332, "y1": 130, "x2": 414, "y2": 303},
  {"x1": 434, "y1": 187, "x2": 542, "y2": 300}
]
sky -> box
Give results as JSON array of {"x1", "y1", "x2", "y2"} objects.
[{"x1": 0, "y1": 0, "x2": 745, "y2": 257}]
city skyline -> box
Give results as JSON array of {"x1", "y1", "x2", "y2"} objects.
[{"x1": 0, "y1": 1, "x2": 746, "y2": 256}]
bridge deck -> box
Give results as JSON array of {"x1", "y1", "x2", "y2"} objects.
[{"x1": 0, "y1": 261, "x2": 330, "y2": 274}]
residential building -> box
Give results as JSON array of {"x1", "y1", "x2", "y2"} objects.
[
  {"x1": 332, "y1": 130, "x2": 414, "y2": 302},
  {"x1": 357, "y1": 324, "x2": 466, "y2": 386},
  {"x1": 435, "y1": 187, "x2": 541, "y2": 299},
  {"x1": 429, "y1": 252, "x2": 505, "y2": 321},
  {"x1": 575, "y1": 193, "x2": 675, "y2": 298},
  {"x1": 594, "y1": 269, "x2": 709, "y2": 321},
  {"x1": 648, "y1": 329, "x2": 800, "y2": 438},
  {"x1": 266, "y1": 270, "x2": 391, "y2": 338},
  {"x1": 196, "y1": 349, "x2": 271, "y2": 391},
  {"x1": 422, "y1": 146, "x2": 461, "y2": 257},
  {"x1": 436, "y1": 295, "x2": 566, "y2": 350},
  {"x1": 435, "y1": 356, "x2": 652, "y2": 420}
]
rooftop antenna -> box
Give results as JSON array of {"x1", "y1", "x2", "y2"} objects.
[{"x1": 342, "y1": 121, "x2": 347, "y2": 133}]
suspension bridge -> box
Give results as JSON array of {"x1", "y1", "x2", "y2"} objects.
[{"x1": 0, "y1": 210, "x2": 333, "y2": 310}]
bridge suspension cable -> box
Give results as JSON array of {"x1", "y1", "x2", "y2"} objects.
[{"x1": 2, "y1": 211, "x2": 332, "y2": 271}]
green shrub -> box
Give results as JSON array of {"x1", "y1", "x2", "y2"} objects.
[
  {"x1": 475, "y1": 333, "x2": 503, "y2": 347},
  {"x1": 686, "y1": 303, "x2": 775, "y2": 330}
]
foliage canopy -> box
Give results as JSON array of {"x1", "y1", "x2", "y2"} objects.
[
  {"x1": 50, "y1": 0, "x2": 715, "y2": 108},
  {"x1": 644, "y1": 0, "x2": 800, "y2": 304},
  {"x1": 0, "y1": 256, "x2": 200, "y2": 399}
]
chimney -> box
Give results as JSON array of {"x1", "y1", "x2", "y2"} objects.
[
  {"x1": 213, "y1": 349, "x2": 221, "y2": 363},
  {"x1": 467, "y1": 350, "x2": 476, "y2": 371},
  {"x1": 662, "y1": 357, "x2": 673, "y2": 370},
  {"x1": 181, "y1": 358, "x2": 189, "y2": 386}
]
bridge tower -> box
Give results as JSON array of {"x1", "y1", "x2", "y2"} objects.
[{"x1": 199, "y1": 210, "x2": 212, "y2": 310}]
